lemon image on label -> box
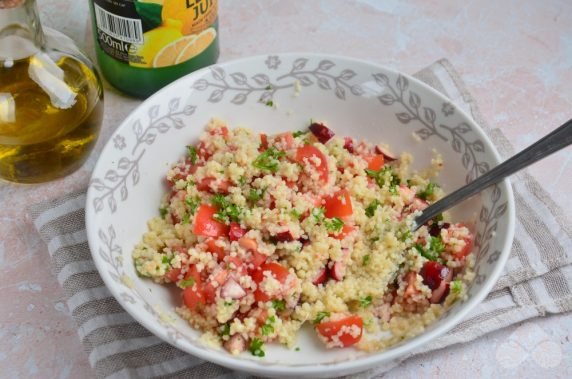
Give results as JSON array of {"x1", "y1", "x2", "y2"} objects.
[{"x1": 129, "y1": 19, "x2": 182, "y2": 68}]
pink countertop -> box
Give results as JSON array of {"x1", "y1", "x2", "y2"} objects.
[{"x1": 1, "y1": 0, "x2": 571, "y2": 377}]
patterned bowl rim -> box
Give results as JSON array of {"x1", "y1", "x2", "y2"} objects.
[{"x1": 86, "y1": 52, "x2": 515, "y2": 376}]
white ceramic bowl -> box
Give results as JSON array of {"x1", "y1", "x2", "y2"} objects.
[{"x1": 86, "y1": 53, "x2": 515, "y2": 377}]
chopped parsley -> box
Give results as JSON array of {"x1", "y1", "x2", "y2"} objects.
[
  {"x1": 224, "y1": 301, "x2": 234, "y2": 306},
  {"x1": 249, "y1": 338, "x2": 265, "y2": 357},
  {"x1": 261, "y1": 315, "x2": 276, "y2": 336},
  {"x1": 324, "y1": 217, "x2": 344, "y2": 233},
  {"x1": 238, "y1": 176, "x2": 246, "y2": 186},
  {"x1": 211, "y1": 194, "x2": 242, "y2": 223},
  {"x1": 220, "y1": 323, "x2": 231, "y2": 336},
  {"x1": 265, "y1": 100, "x2": 274, "y2": 107},
  {"x1": 159, "y1": 207, "x2": 168, "y2": 218},
  {"x1": 365, "y1": 166, "x2": 401, "y2": 189},
  {"x1": 179, "y1": 277, "x2": 195, "y2": 288},
  {"x1": 418, "y1": 182, "x2": 438, "y2": 200},
  {"x1": 252, "y1": 147, "x2": 285, "y2": 173},
  {"x1": 295, "y1": 347, "x2": 301, "y2": 352},
  {"x1": 451, "y1": 280, "x2": 463, "y2": 294},
  {"x1": 365, "y1": 199, "x2": 380, "y2": 217},
  {"x1": 161, "y1": 255, "x2": 170, "y2": 265},
  {"x1": 312, "y1": 207, "x2": 325, "y2": 223},
  {"x1": 265, "y1": 85, "x2": 273, "y2": 90},
  {"x1": 290, "y1": 209, "x2": 301, "y2": 220},
  {"x1": 248, "y1": 188, "x2": 265, "y2": 202},
  {"x1": 399, "y1": 229, "x2": 412, "y2": 242},
  {"x1": 359, "y1": 295, "x2": 373, "y2": 308},
  {"x1": 414, "y1": 236, "x2": 445, "y2": 261},
  {"x1": 186, "y1": 145, "x2": 198, "y2": 164},
  {"x1": 181, "y1": 213, "x2": 190, "y2": 224},
  {"x1": 185, "y1": 197, "x2": 200, "y2": 215},
  {"x1": 433, "y1": 213, "x2": 444, "y2": 223},
  {"x1": 271, "y1": 299, "x2": 286, "y2": 311},
  {"x1": 293, "y1": 130, "x2": 308, "y2": 138},
  {"x1": 313, "y1": 311, "x2": 330, "y2": 324},
  {"x1": 362, "y1": 255, "x2": 371, "y2": 266}
]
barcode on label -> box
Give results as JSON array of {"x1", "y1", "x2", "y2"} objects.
[{"x1": 94, "y1": 4, "x2": 143, "y2": 45}]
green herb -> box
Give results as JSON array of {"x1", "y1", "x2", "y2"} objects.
[
  {"x1": 211, "y1": 194, "x2": 242, "y2": 223},
  {"x1": 179, "y1": 277, "x2": 195, "y2": 288},
  {"x1": 248, "y1": 188, "x2": 265, "y2": 202},
  {"x1": 370, "y1": 236, "x2": 379, "y2": 243},
  {"x1": 418, "y1": 182, "x2": 437, "y2": 200},
  {"x1": 265, "y1": 85, "x2": 273, "y2": 90},
  {"x1": 451, "y1": 280, "x2": 463, "y2": 294},
  {"x1": 159, "y1": 207, "x2": 168, "y2": 218},
  {"x1": 414, "y1": 244, "x2": 439, "y2": 261},
  {"x1": 185, "y1": 197, "x2": 200, "y2": 215},
  {"x1": 312, "y1": 207, "x2": 325, "y2": 223},
  {"x1": 295, "y1": 347, "x2": 301, "y2": 352},
  {"x1": 313, "y1": 311, "x2": 330, "y2": 324},
  {"x1": 252, "y1": 147, "x2": 285, "y2": 173},
  {"x1": 293, "y1": 130, "x2": 308, "y2": 138},
  {"x1": 162, "y1": 255, "x2": 170, "y2": 265},
  {"x1": 272, "y1": 299, "x2": 286, "y2": 311},
  {"x1": 265, "y1": 100, "x2": 274, "y2": 107},
  {"x1": 362, "y1": 255, "x2": 371, "y2": 266},
  {"x1": 359, "y1": 295, "x2": 373, "y2": 308},
  {"x1": 181, "y1": 213, "x2": 190, "y2": 224},
  {"x1": 261, "y1": 323, "x2": 274, "y2": 336},
  {"x1": 324, "y1": 217, "x2": 344, "y2": 233},
  {"x1": 220, "y1": 323, "x2": 231, "y2": 336},
  {"x1": 186, "y1": 145, "x2": 198, "y2": 164},
  {"x1": 366, "y1": 166, "x2": 401, "y2": 189},
  {"x1": 365, "y1": 200, "x2": 380, "y2": 217},
  {"x1": 290, "y1": 209, "x2": 301, "y2": 220},
  {"x1": 389, "y1": 184, "x2": 398, "y2": 195},
  {"x1": 399, "y1": 230, "x2": 411, "y2": 242},
  {"x1": 249, "y1": 338, "x2": 265, "y2": 357},
  {"x1": 430, "y1": 236, "x2": 446, "y2": 254},
  {"x1": 224, "y1": 301, "x2": 234, "y2": 306},
  {"x1": 238, "y1": 176, "x2": 246, "y2": 186},
  {"x1": 433, "y1": 213, "x2": 444, "y2": 223}
]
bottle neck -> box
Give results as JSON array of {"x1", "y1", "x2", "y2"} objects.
[{"x1": 0, "y1": 0, "x2": 45, "y2": 61}]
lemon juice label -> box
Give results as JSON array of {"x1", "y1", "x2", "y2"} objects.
[{"x1": 93, "y1": 0, "x2": 217, "y2": 69}]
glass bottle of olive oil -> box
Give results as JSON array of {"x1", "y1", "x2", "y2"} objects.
[
  {"x1": 0, "y1": 0, "x2": 104, "y2": 183},
  {"x1": 88, "y1": 0, "x2": 219, "y2": 98}
]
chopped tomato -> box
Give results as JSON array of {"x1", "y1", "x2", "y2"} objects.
[
  {"x1": 330, "y1": 224, "x2": 355, "y2": 240},
  {"x1": 455, "y1": 235, "x2": 474, "y2": 260},
  {"x1": 209, "y1": 126, "x2": 229, "y2": 138},
  {"x1": 194, "y1": 204, "x2": 229, "y2": 237},
  {"x1": 206, "y1": 238, "x2": 227, "y2": 261},
  {"x1": 197, "y1": 141, "x2": 211, "y2": 160},
  {"x1": 251, "y1": 262, "x2": 290, "y2": 302},
  {"x1": 182, "y1": 285, "x2": 205, "y2": 312},
  {"x1": 165, "y1": 268, "x2": 181, "y2": 282},
  {"x1": 295, "y1": 145, "x2": 329, "y2": 182},
  {"x1": 365, "y1": 154, "x2": 385, "y2": 171},
  {"x1": 167, "y1": 160, "x2": 199, "y2": 185},
  {"x1": 228, "y1": 222, "x2": 247, "y2": 241},
  {"x1": 323, "y1": 189, "x2": 353, "y2": 218},
  {"x1": 312, "y1": 267, "x2": 327, "y2": 285},
  {"x1": 249, "y1": 250, "x2": 267, "y2": 270},
  {"x1": 225, "y1": 256, "x2": 246, "y2": 274},
  {"x1": 203, "y1": 268, "x2": 229, "y2": 303},
  {"x1": 315, "y1": 315, "x2": 363, "y2": 347},
  {"x1": 197, "y1": 177, "x2": 230, "y2": 194},
  {"x1": 259, "y1": 133, "x2": 268, "y2": 151},
  {"x1": 275, "y1": 132, "x2": 295, "y2": 149}
]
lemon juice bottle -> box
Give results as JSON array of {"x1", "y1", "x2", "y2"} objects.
[{"x1": 89, "y1": 0, "x2": 219, "y2": 98}]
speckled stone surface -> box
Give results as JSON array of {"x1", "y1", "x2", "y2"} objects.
[{"x1": 1, "y1": 0, "x2": 571, "y2": 377}]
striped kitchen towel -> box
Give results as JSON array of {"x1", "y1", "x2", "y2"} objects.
[{"x1": 30, "y1": 59, "x2": 572, "y2": 378}]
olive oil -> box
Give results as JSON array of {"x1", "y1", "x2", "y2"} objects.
[{"x1": 0, "y1": 56, "x2": 103, "y2": 183}]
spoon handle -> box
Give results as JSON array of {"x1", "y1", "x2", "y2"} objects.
[{"x1": 414, "y1": 118, "x2": 572, "y2": 228}]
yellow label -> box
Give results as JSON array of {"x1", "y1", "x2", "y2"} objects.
[{"x1": 162, "y1": 0, "x2": 218, "y2": 36}]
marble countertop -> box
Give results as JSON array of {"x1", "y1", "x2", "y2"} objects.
[{"x1": 1, "y1": 0, "x2": 571, "y2": 377}]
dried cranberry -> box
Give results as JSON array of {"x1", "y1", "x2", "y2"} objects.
[
  {"x1": 343, "y1": 137, "x2": 355, "y2": 153},
  {"x1": 228, "y1": 222, "x2": 246, "y2": 241},
  {"x1": 298, "y1": 236, "x2": 310, "y2": 245},
  {"x1": 420, "y1": 261, "x2": 450, "y2": 290},
  {"x1": 309, "y1": 122, "x2": 335, "y2": 144},
  {"x1": 429, "y1": 222, "x2": 451, "y2": 236},
  {"x1": 275, "y1": 230, "x2": 295, "y2": 242}
]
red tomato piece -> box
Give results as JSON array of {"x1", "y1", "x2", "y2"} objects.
[
  {"x1": 165, "y1": 267, "x2": 181, "y2": 282},
  {"x1": 455, "y1": 235, "x2": 474, "y2": 260},
  {"x1": 228, "y1": 222, "x2": 247, "y2": 241},
  {"x1": 209, "y1": 126, "x2": 229, "y2": 138},
  {"x1": 197, "y1": 177, "x2": 230, "y2": 194},
  {"x1": 184, "y1": 264, "x2": 203, "y2": 285},
  {"x1": 183, "y1": 285, "x2": 205, "y2": 312},
  {"x1": 259, "y1": 133, "x2": 268, "y2": 152},
  {"x1": 323, "y1": 189, "x2": 353, "y2": 218},
  {"x1": 251, "y1": 262, "x2": 290, "y2": 302},
  {"x1": 315, "y1": 315, "x2": 363, "y2": 347},
  {"x1": 295, "y1": 145, "x2": 329, "y2": 182},
  {"x1": 312, "y1": 267, "x2": 327, "y2": 285},
  {"x1": 194, "y1": 204, "x2": 229, "y2": 237},
  {"x1": 206, "y1": 238, "x2": 227, "y2": 261},
  {"x1": 197, "y1": 141, "x2": 211, "y2": 160},
  {"x1": 275, "y1": 132, "x2": 295, "y2": 149},
  {"x1": 365, "y1": 154, "x2": 385, "y2": 171}
]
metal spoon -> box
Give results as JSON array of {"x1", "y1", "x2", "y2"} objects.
[{"x1": 414, "y1": 118, "x2": 572, "y2": 229}]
